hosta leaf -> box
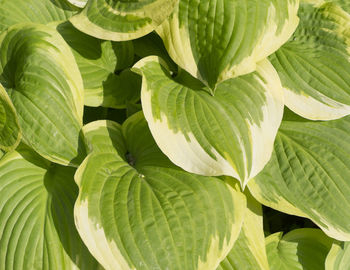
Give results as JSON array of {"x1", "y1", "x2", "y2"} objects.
[
  {"x1": 133, "y1": 56, "x2": 284, "y2": 187},
  {"x1": 75, "y1": 112, "x2": 246, "y2": 270},
  {"x1": 326, "y1": 242, "x2": 350, "y2": 270},
  {"x1": 0, "y1": 23, "x2": 85, "y2": 165},
  {"x1": 69, "y1": 0, "x2": 178, "y2": 41},
  {"x1": 0, "y1": 84, "x2": 21, "y2": 151},
  {"x1": 0, "y1": 148, "x2": 101, "y2": 270},
  {"x1": 83, "y1": 69, "x2": 141, "y2": 108},
  {"x1": 249, "y1": 116, "x2": 350, "y2": 240},
  {"x1": 157, "y1": 0, "x2": 299, "y2": 88},
  {"x1": 82, "y1": 120, "x2": 125, "y2": 154},
  {"x1": 0, "y1": 0, "x2": 79, "y2": 33},
  {"x1": 334, "y1": 0, "x2": 350, "y2": 13},
  {"x1": 270, "y1": 2, "x2": 350, "y2": 120},
  {"x1": 218, "y1": 186, "x2": 269, "y2": 270},
  {"x1": 266, "y1": 229, "x2": 333, "y2": 270},
  {"x1": 67, "y1": 0, "x2": 87, "y2": 8},
  {"x1": 57, "y1": 22, "x2": 140, "y2": 108}
]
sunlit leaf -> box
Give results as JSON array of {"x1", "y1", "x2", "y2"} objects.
[
  {"x1": 249, "y1": 115, "x2": 350, "y2": 240},
  {"x1": 75, "y1": 112, "x2": 246, "y2": 270},
  {"x1": 270, "y1": 1, "x2": 350, "y2": 120},
  {"x1": 158, "y1": 0, "x2": 299, "y2": 88},
  {"x1": 218, "y1": 186, "x2": 269, "y2": 270},
  {"x1": 70, "y1": 0, "x2": 178, "y2": 41},
  {"x1": 133, "y1": 56, "x2": 284, "y2": 187}
]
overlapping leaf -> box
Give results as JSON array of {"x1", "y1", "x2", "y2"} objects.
[
  {"x1": 57, "y1": 22, "x2": 140, "y2": 108},
  {"x1": 70, "y1": 0, "x2": 178, "y2": 41},
  {"x1": 270, "y1": 1, "x2": 350, "y2": 120},
  {"x1": 75, "y1": 112, "x2": 246, "y2": 270},
  {"x1": 0, "y1": 23, "x2": 85, "y2": 165},
  {"x1": 157, "y1": 0, "x2": 299, "y2": 88},
  {"x1": 0, "y1": 0, "x2": 79, "y2": 33},
  {"x1": 133, "y1": 56, "x2": 284, "y2": 187},
  {"x1": 326, "y1": 242, "x2": 350, "y2": 270},
  {"x1": 0, "y1": 84, "x2": 21, "y2": 151},
  {"x1": 249, "y1": 115, "x2": 350, "y2": 240},
  {"x1": 218, "y1": 187, "x2": 269, "y2": 270},
  {"x1": 0, "y1": 146, "x2": 101, "y2": 270},
  {"x1": 266, "y1": 229, "x2": 333, "y2": 269}
]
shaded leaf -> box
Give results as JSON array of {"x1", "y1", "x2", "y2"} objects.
[
  {"x1": 0, "y1": 149, "x2": 101, "y2": 270},
  {"x1": 0, "y1": 23, "x2": 85, "y2": 165}
]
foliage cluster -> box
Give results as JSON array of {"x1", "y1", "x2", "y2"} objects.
[{"x1": 1, "y1": 0, "x2": 350, "y2": 269}]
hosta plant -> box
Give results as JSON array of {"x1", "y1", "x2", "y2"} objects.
[{"x1": 1, "y1": 0, "x2": 350, "y2": 269}]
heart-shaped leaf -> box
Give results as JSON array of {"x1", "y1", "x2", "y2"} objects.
[
  {"x1": 75, "y1": 112, "x2": 246, "y2": 270},
  {"x1": 133, "y1": 56, "x2": 284, "y2": 187},
  {"x1": 0, "y1": 0, "x2": 79, "y2": 33},
  {"x1": 249, "y1": 115, "x2": 350, "y2": 241},
  {"x1": 0, "y1": 146, "x2": 101, "y2": 270},
  {"x1": 0, "y1": 23, "x2": 85, "y2": 165},
  {"x1": 157, "y1": 0, "x2": 299, "y2": 88},
  {"x1": 266, "y1": 229, "x2": 333, "y2": 270},
  {"x1": 270, "y1": 2, "x2": 350, "y2": 120}
]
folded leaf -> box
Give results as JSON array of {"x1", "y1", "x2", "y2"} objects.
[
  {"x1": 326, "y1": 242, "x2": 350, "y2": 270},
  {"x1": 75, "y1": 112, "x2": 246, "y2": 270},
  {"x1": 218, "y1": 186, "x2": 269, "y2": 270},
  {"x1": 157, "y1": 0, "x2": 299, "y2": 88},
  {"x1": 266, "y1": 229, "x2": 333, "y2": 270},
  {"x1": 0, "y1": 0, "x2": 79, "y2": 33},
  {"x1": 249, "y1": 116, "x2": 350, "y2": 241},
  {"x1": 0, "y1": 148, "x2": 101, "y2": 270},
  {"x1": 270, "y1": 2, "x2": 350, "y2": 120},
  {"x1": 0, "y1": 84, "x2": 20, "y2": 151},
  {"x1": 0, "y1": 23, "x2": 85, "y2": 165},
  {"x1": 57, "y1": 22, "x2": 140, "y2": 108},
  {"x1": 70, "y1": 0, "x2": 178, "y2": 41},
  {"x1": 133, "y1": 56, "x2": 284, "y2": 187}
]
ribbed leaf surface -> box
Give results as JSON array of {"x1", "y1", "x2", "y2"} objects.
[
  {"x1": 158, "y1": 0, "x2": 299, "y2": 88},
  {"x1": 218, "y1": 188, "x2": 269, "y2": 270},
  {"x1": 134, "y1": 56, "x2": 284, "y2": 187},
  {"x1": 75, "y1": 112, "x2": 246, "y2": 270},
  {"x1": 249, "y1": 116, "x2": 350, "y2": 240},
  {"x1": 0, "y1": 23, "x2": 85, "y2": 165},
  {"x1": 0, "y1": 0, "x2": 79, "y2": 33},
  {"x1": 270, "y1": 2, "x2": 350, "y2": 120},
  {"x1": 70, "y1": 0, "x2": 178, "y2": 41},
  {"x1": 0, "y1": 148, "x2": 101, "y2": 270}
]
